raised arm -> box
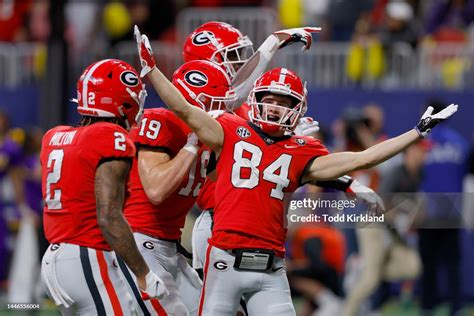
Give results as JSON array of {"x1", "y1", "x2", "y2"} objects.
[
  {"x1": 228, "y1": 27, "x2": 322, "y2": 110},
  {"x1": 134, "y1": 26, "x2": 224, "y2": 154},
  {"x1": 302, "y1": 104, "x2": 458, "y2": 182}
]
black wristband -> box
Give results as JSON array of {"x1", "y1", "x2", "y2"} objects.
[{"x1": 313, "y1": 175, "x2": 353, "y2": 192}]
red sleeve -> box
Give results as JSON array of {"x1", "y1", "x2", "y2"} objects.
[
  {"x1": 233, "y1": 103, "x2": 252, "y2": 120},
  {"x1": 216, "y1": 112, "x2": 245, "y2": 132},
  {"x1": 86, "y1": 123, "x2": 135, "y2": 161},
  {"x1": 304, "y1": 137, "x2": 330, "y2": 157},
  {"x1": 129, "y1": 109, "x2": 187, "y2": 156}
]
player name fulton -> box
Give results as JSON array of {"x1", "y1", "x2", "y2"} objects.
[{"x1": 290, "y1": 213, "x2": 385, "y2": 223}]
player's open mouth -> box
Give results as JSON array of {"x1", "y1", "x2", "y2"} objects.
[{"x1": 267, "y1": 114, "x2": 280, "y2": 122}]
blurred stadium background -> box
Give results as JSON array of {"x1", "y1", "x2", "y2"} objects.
[{"x1": 0, "y1": 0, "x2": 473, "y2": 315}]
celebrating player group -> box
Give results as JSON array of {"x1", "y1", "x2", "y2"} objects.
[{"x1": 40, "y1": 21, "x2": 458, "y2": 316}]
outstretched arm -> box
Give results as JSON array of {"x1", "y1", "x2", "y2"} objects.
[
  {"x1": 135, "y1": 26, "x2": 224, "y2": 154},
  {"x1": 302, "y1": 104, "x2": 458, "y2": 182},
  {"x1": 228, "y1": 27, "x2": 322, "y2": 110}
]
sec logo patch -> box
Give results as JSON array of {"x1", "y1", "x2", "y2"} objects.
[{"x1": 236, "y1": 126, "x2": 251, "y2": 139}]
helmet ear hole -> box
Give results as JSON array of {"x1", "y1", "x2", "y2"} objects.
[{"x1": 122, "y1": 102, "x2": 133, "y2": 109}]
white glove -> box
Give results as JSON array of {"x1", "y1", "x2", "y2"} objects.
[
  {"x1": 415, "y1": 104, "x2": 458, "y2": 138},
  {"x1": 140, "y1": 271, "x2": 169, "y2": 300},
  {"x1": 346, "y1": 179, "x2": 385, "y2": 216},
  {"x1": 183, "y1": 133, "x2": 199, "y2": 155},
  {"x1": 134, "y1": 25, "x2": 156, "y2": 78},
  {"x1": 294, "y1": 117, "x2": 320, "y2": 137},
  {"x1": 273, "y1": 27, "x2": 322, "y2": 51},
  {"x1": 207, "y1": 110, "x2": 226, "y2": 119}
]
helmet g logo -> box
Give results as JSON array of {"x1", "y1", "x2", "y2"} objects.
[
  {"x1": 143, "y1": 241, "x2": 154, "y2": 250},
  {"x1": 192, "y1": 31, "x2": 215, "y2": 45},
  {"x1": 120, "y1": 71, "x2": 139, "y2": 87},
  {"x1": 184, "y1": 71, "x2": 208, "y2": 87},
  {"x1": 214, "y1": 261, "x2": 229, "y2": 271}
]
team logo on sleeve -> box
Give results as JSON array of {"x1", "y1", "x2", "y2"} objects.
[
  {"x1": 184, "y1": 71, "x2": 208, "y2": 87},
  {"x1": 120, "y1": 71, "x2": 139, "y2": 87},
  {"x1": 236, "y1": 126, "x2": 251, "y2": 139},
  {"x1": 296, "y1": 138, "x2": 306, "y2": 146},
  {"x1": 192, "y1": 31, "x2": 215, "y2": 46}
]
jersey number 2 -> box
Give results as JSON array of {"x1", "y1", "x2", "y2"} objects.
[
  {"x1": 231, "y1": 141, "x2": 292, "y2": 200},
  {"x1": 45, "y1": 149, "x2": 64, "y2": 209}
]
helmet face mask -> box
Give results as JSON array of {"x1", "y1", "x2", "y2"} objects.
[
  {"x1": 248, "y1": 68, "x2": 307, "y2": 135},
  {"x1": 76, "y1": 59, "x2": 146, "y2": 130},
  {"x1": 211, "y1": 36, "x2": 254, "y2": 78},
  {"x1": 183, "y1": 22, "x2": 254, "y2": 80},
  {"x1": 173, "y1": 60, "x2": 236, "y2": 112}
]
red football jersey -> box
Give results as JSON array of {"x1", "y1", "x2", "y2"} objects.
[
  {"x1": 41, "y1": 123, "x2": 135, "y2": 251},
  {"x1": 233, "y1": 102, "x2": 251, "y2": 120},
  {"x1": 124, "y1": 108, "x2": 211, "y2": 239},
  {"x1": 197, "y1": 104, "x2": 251, "y2": 211},
  {"x1": 196, "y1": 178, "x2": 216, "y2": 211},
  {"x1": 208, "y1": 114, "x2": 329, "y2": 257}
]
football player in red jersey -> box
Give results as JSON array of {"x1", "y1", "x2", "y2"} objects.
[
  {"x1": 122, "y1": 59, "x2": 236, "y2": 315},
  {"x1": 136, "y1": 27, "x2": 459, "y2": 315},
  {"x1": 183, "y1": 22, "x2": 384, "y2": 278},
  {"x1": 40, "y1": 59, "x2": 168, "y2": 315}
]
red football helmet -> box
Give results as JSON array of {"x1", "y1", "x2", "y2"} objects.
[
  {"x1": 76, "y1": 59, "x2": 146, "y2": 129},
  {"x1": 183, "y1": 21, "x2": 254, "y2": 79},
  {"x1": 248, "y1": 68, "x2": 307, "y2": 135},
  {"x1": 172, "y1": 60, "x2": 236, "y2": 112}
]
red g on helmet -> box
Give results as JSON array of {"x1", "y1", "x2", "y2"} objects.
[
  {"x1": 76, "y1": 59, "x2": 146, "y2": 129},
  {"x1": 248, "y1": 68, "x2": 307, "y2": 135},
  {"x1": 183, "y1": 21, "x2": 254, "y2": 79},
  {"x1": 172, "y1": 60, "x2": 236, "y2": 112}
]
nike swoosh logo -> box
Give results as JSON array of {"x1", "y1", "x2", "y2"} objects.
[{"x1": 271, "y1": 267, "x2": 283, "y2": 272}]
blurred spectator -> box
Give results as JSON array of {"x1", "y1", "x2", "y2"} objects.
[
  {"x1": 367, "y1": 140, "x2": 429, "y2": 313},
  {"x1": 425, "y1": 0, "x2": 474, "y2": 42},
  {"x1": 0, "y1": 110, "x2": 24, "y2": 291},
  {"x1": 343, "y1": 138, "x2": 425, "y2": 315},
  {"x1": 102, "y1": 0, "x2": 176, "y2": 46},
  {"x1": 302, "y1": 0, "x2": 329, "y2": 26},
  {"x1": 343, "y1": 134, "x2": 424, "y2": 316},
  {"x1": 0, "y1": 0, "x2": 32, "y2": 42},
  {"x1": 418, "y1": 99, "x2": 470, "y2": 316},
  {"x1": 21, "y1": 127, "x2": 47, "y2": 256},
  {"x1": 325, "y1": 0, "x2": 374, "y2": 41},
  {"x1": 66, "y1": 0, "x2": 101, "y2": 56},
  {"x1": 378, "y1": 0, "x2": 421, "y2": 48},
  {"x1": 363, "y1": 103, "x2": 387, "y2": 142},
  {"x1": 28, "y1": 0, "x2": 50, "y2": 42},
  {"x1": 287, "y1": 223, "x2": 345, "y2": 316},
  {"x1": 6, "y1": 127, "x2": 47, "y2": 303}
]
